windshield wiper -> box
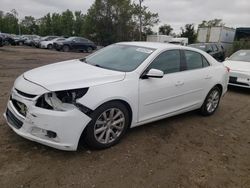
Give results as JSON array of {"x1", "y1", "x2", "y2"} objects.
[{"x1": 94, "y1": 64, "x2": 105, "y2": 68}]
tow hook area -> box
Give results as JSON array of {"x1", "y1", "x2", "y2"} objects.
[
  {"x1": 30, "y1": 127, "x2": 58, "y2": 141},
  {"x1": 46, "y1": 130, "x2": 57, "y2": 138}
]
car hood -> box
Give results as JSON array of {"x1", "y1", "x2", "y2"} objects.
[
  {"x1": 224, "y1": 60, "x2": 250, "y2": 72},
  {"x1": 23, "y1": 59, "x2": 126, "y2": 91}
]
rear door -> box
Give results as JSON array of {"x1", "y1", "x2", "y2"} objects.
[
  {"x1": 78, "y1": 38, "x2": 88, "y2": 50},
  {"x1": 181, "y1": 50, "x2": 213, "y2": 104},
  {"x1": 72, "y1": 38, "x2": 83, "y2": 50}
]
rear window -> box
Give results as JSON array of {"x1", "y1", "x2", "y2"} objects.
[{"x1": 184, "y1": 50, "x2": 204, "y2": 70}]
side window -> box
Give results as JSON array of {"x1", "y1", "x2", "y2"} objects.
[
  {"x1": 184, "y1": 50, "x2": 203, "y2": 70},
  {"x1": 73, "y1": 38, "x2": 79, "y2": 42},
  {"x1": 202, "y1": 56, "x2": 210, "y2": 67},
  {"x1": 81, "y1": 38, "x2": 88, "y2": 43},
  {"x1": 212, "y1": 44, "x2": 219, "y2": 52},
  {"x1": 147, "y1": 50, "x2": 181, "y2": 74},
  {"x1": 206, "y1": 45, "x2": 213, "y2": 52}
]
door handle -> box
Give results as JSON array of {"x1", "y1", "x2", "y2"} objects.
[
  {"x1": 175, "y1": 81, "x2": 184, "y2": 86},
  {"x1": 205, "y1": 75, "x2": 212, "y2": 80}
]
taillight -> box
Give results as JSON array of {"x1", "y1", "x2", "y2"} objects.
[{"x1": 225, "y1": 66, "x2": 230, "y2": 72}]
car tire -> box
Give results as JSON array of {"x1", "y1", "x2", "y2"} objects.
[
  {"x1": 47, "y1": 44, "x2": 53, "y2": 49},
  {"x1": 83, "y1": 101, "x2": 130, "y2": 149},
  {"x1": 4, "y1": 41, "x2": 10, "y2": 45},
  {"x1": 62, "y1": 45, "x2": 70, "y2": 52},
  {"x1": 87, "y1": 47, "x2": 93, "y2": 53},
  {"x1": 200, "y1": 86, "x2": 222, "y2": 116}
]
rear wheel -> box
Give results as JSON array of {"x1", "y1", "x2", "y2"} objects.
[
  {"x1": 87, "y1": 47, "x2": 93, "y2": 53},
  {"x1": 83, "y1": 101, "x2": 130, "y2": 149},
  {"x1": 200, "y1": 86, "x2": 222, "y2": 116},
  {"x1": 47, "y1": 44, "x2": 53, "y2": 49},
  {"x1": 62, "y1": 45, "x2": 70, "y2": 52}
]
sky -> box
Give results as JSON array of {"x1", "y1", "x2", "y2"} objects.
[{"x1": 1, "y1": 0, "x2": 250, "y2": 34}]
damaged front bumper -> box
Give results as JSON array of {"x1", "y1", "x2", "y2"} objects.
[{"x1": 3, "y1": 87, "x2": 92, "y2": 151}]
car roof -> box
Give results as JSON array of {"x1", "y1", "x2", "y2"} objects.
[
  {"x1": 190, "y1": 43, "x2": 219, "y2": 45},
  {"x1": 117, "y1": 41, "x2": 201, "y2": 52},
  {"x1": 117, "y1": 42, "x2": 182, "y2": 50}
]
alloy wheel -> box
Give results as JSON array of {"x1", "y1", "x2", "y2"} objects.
[
  {"x1": 94, "y1": 108, "x2": 125, "y2": 144},
  {"x1": 206, "y1": 90, "x2": 220, "y2": 113}
]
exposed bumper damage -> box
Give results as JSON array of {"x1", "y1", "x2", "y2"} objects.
[
  {"x1": 3, "y1": 76, "x2": 92, "y2": 151},
  {"x1": 229, "y1": 70, "x2": 250, "y2": 88}
]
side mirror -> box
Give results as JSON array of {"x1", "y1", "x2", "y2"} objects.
[{"x1": 143, "y1": 69, "x2": 164, "y2": 79}]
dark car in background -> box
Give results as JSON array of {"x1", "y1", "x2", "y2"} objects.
[
  {"x1": 0, "y1": 35, "x2": 3, "y2": 47},
  {"x1": 189, "y1": 43, "x2": 225, "y2": 61},
  {"x1": 0, "y1": 33, "x2": 16, "y2": 46},
  {"x1": 53, "y1": 37, "x2": 97, "y2": 53},
  {"x1": 14, "y1": 35, "x2": 31, "y2": 45}
]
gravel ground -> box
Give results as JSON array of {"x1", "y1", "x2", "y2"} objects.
[{"x1": 0, "y1": 46, "x2": 250, "y2": 188}]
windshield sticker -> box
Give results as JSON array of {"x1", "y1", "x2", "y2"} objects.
[
  {"x1": 136, "y1": 48, "x2": 153, "y2": 54},
  {"x1": 239, "y1": 52, "x2": 247, "y2": 56}
]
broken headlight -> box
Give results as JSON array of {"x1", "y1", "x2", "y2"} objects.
[{"x1": 36, "y1": 88, "x2": 89, "y2": 111}]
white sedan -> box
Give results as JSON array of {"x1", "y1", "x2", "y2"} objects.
[
  {"x1": 3, "y1": 42, "x2": 229, "y2": 150},
  {"x1": 40, "y1": 38, "x2": 65, "y2": 49},
  {"x1": 224, "y1": 50, "x2": 250, "y2": 88}
]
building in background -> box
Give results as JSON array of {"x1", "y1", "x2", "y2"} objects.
[{"x1": 197, "y1": 26, "x2": 236, "y2": 53}]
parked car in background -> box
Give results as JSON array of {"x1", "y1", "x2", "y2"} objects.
[
  {"x1": 0, "y1": 33, "x2": 16, "y2": 46},
  {"x1": 40, "y1": 37, "x2": 65, "y2": 49},
  {"x1": 14, "y1": 35, "x2": 30, "y2": 45},
  {"x1": 53, "y1": 37, "x2": 97, "y2": 53},
  {"x1": 24, "y1": 35, "x2": 41, "y2": 46},
  {"x1": 0, "y1": 35, "x2": 3, "y2": 47},
  {"x1": 34, "y1": 36, "x2": 59, "y2": 48},
  {"x1": 12, "y1": 35, "x2": 22, "y2": 45},
  {"x1": 189, "y1": 43, "x2": 225, "y2": 61},
  {"x1": 224, "y1": 50, "x2": 250, "y2": 88},
  {"x1": 3, "y1": 42, "x2": 229, "y2": 151}
]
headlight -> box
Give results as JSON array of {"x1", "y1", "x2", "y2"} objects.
[{"x1": 36, "y1": 88, "x2": 89, "y2": 111}]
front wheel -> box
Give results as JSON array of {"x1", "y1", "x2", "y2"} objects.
[
  {"x1": 83, "y1": 101, "x2": 130, "y2": 149},
  {"x1": 200, "y1": 86, "x2": 222, "y2": 116}
]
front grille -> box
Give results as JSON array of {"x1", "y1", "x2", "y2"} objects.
[
  {"x1": 229, "y1": 76, "x2": 237, "y2": 83},
  {"x1": 6, "y1": 108, "x2": 23, "y2": 129},
  {"x1": 229, "y1": 76, "x2": 249, "y2": 86},
  {"x1": 11, "y1": 99, "x2": 27, "y2": 117},
  {"x1": 15, "y1": 89, "x2": 37, "y2": 98}
]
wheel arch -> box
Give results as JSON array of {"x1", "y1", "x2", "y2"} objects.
[
  {"x1": 93, "y1": 99, "x2": 133, "y2": 128},
  {"x1": 78, "y1": 99, "x2": 133, "y2": 149},
  {"x1": 213, "y1": 83, "x2": 223, "y2": 94}
]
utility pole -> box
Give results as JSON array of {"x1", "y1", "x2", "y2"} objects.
[{"x1": 139, "y1": 0, "x2": 143, "y2": 41}]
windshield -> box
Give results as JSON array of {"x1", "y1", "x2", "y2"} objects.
[
  {"x1": 229, "y1": 50, "x2": 250, "y2": 62},
  {"x1": 189, "y1": 44, "x2": 207, "y2": 51},
  {"x1": 85, "y1": 44, "x2": 155, "y2": 72}
]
